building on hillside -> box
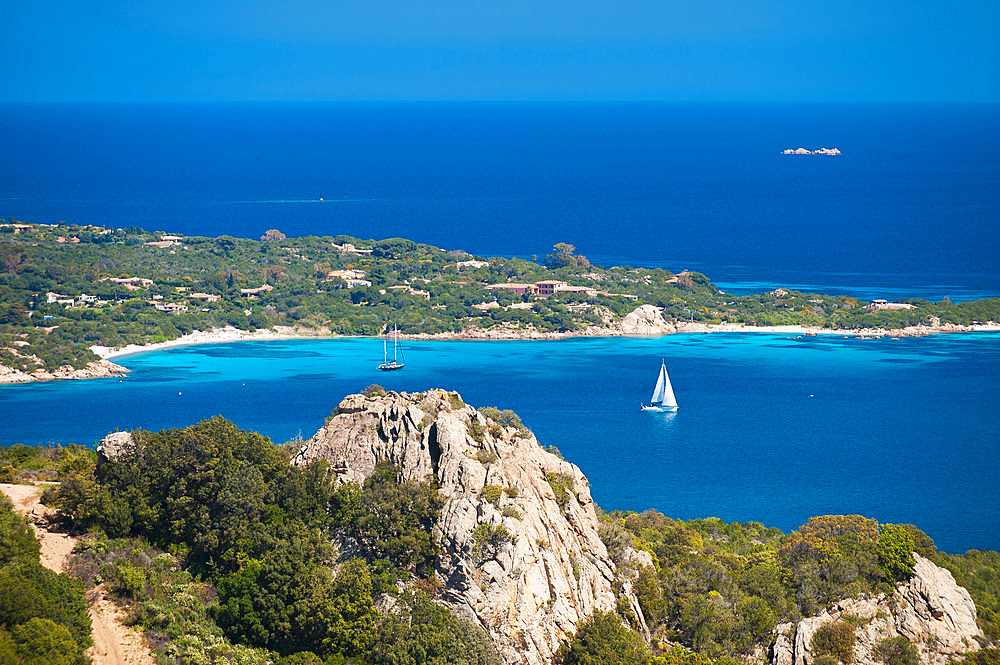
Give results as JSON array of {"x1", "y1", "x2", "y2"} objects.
[
  {"x1": 151, "y1": 301, "x2": 189, "y2": 313},
  {"x1": 106, "y1": 277, "x2": 154, "y2": 290},
  {"x1": 240, "y1": 285, "x2": 275, "y2": 297},
  {"x1": 327, "y1": 269, "x2": 367, "y2": 281},
  {"x1": 866, "y1": 299, "x2": 916, "y2": 311},
  {"x1": 332, "y1": 243, "x2": 373, "y2": 255},
  {"x1": 533, "y1": 280, "x2": 568, "y2": 295},
  {"x1": 486, "y1": 283, "x2": 535, "y2": 295},
  {"x1": 456, "y1": 260, "x2": 490, "y2": 270},
  {"x1": 554, "y1": 285, "x2": 598, "y2": 296}
]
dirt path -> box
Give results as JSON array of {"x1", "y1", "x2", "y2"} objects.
[{"x1": 1, "y1": 483, "x2": 156, "y2": 665}]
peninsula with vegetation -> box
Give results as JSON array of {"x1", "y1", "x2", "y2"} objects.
[
  {"x1": 1, "y1": 389, "x2": 998, "y2": 665},
  {"x1": 1, "y1": 219, "x2": 998, "y2": 382}
]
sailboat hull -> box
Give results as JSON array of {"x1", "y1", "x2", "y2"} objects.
[{"x1": 378, "y1": 362, "x2": 405, "y2": 371}]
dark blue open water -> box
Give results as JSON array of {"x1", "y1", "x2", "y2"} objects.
[
  {"x1": 1, "y1": 103, "x2": 998, "y2": 552},
  {"x1": 2, "y1": 102, "x2": 998, "y2": 300}
]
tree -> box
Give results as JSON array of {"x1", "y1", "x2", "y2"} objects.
[
  {"x1": 544, "y1": 243, "x2": 591, "y2": 270},
  {"x1": 634, "y1": 565, "x2": 663, "y2": 625},
  {"x1": 556, "y1": 610, "x2": 648, "y2": 665},
  {"x1": 876, "y1": 525, "x2": 916, "y2": 582},
  {"x1": 0, "y1": 245, "x2": 29, "y2": 273},
  {"x1": 11, "y1": 617, "x2": 83, "y2": 665},
  {"x1": 332, "y1": 462, "x2": 444, "y2": 573},
  {"x1": 370, "y1": 591, "x2": 502, "y2": 665},
  {"x1": 261, "y1": 229, "x2": 287, "y2": 242}
]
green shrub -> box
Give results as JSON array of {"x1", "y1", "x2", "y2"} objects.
[
  {"x1": 873, "y1": 636, "x2": 919, "y2": 665},
  {"x1": 504, "y1": 486, "x2": 519, "y2": 498},
  {"x1": 502, "y1": 507, "x2": 522, "y2": 520},
  {"x1": 811, "y1": 621, "x2": 856, "y2": 663},
  {"x1": 475, "y1": 448, "x2": 497, "y2": 464},
  {"x1": 363, "y1": 384, "x2": 386, "y2": 398},
  {"x1": 480, "y1": 484, "x2": 503, "y2": 507},
  {"x1": 543, "y1": 444, "x2": 563, "y2": 459},
  {"x1": 813, "y1": 656, "x2": 840, "y2": 665},
  {"x1": 951, "y1": 648, "x2": 1000, "y2": 665},
  {"x1": 546, "y1": 472, "x2": 576, "y2": 509},
  {"x1": 556, "y1": 610, "x2": 648, "y2": 665},
  {"x1": 876, "y1": 524, "x2": 916, "y2": 582},
  {"x1": 471, "y1": 523, "x2": 516, "y2": 563},
  {"x1": 469, "y1": 418, "x2": 486, "y2": 443},
  {"x1": 112, "y1": 562, "x2": 146, "y2": 597}
]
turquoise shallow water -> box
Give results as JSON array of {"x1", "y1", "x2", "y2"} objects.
[{"x1": 2, "y1": 333, "x2": 998, "y2": 553}]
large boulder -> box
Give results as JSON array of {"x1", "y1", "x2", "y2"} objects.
[
  {"x1": 620, "y1": 305, "x2": 677, "y2": 335},
  {"x1": 294, "y1": 389, "x2": 647, "y2": 665}
]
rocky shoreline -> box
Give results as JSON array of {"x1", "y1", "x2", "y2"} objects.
[
  {"x1": 0, "y1": 358, "x2": 129, "y2": 385},
  {"x1": 3, "y1": 307, "x2": 999, "y2": 386}
]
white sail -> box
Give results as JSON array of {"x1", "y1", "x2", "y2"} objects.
[
  {"x1": 650, "y1": 365, "x2": 666, "y2": 404},
  {"x1": 659, "y1": 363, "x2": 678, "y2": 408},
  {"x1": 648, "y1": 361, "x2": 678, "y2": 409}
]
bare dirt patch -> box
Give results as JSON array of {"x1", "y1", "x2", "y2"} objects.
[{"x1": 0, "y1": 482, "x2": 156, "y2": 665}]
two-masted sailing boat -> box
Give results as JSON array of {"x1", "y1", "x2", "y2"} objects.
[
  {"x1": 378, "y1": 326, "x2": 405, "y2": 371},
  {"x1": 641, "y1": 360, "x2": 677, "y2": 411}
]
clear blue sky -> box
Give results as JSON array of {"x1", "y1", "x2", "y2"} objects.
[{"x1": 3, "y1": 0, "x2": 998, "y2": 102}]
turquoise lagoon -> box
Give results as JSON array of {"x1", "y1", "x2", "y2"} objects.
[{"x1": 2, "y1": 333, "x2": 998, "y2": 553}]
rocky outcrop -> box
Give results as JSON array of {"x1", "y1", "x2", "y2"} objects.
[
  {"x1": 771, "y1": 554, "x2": 983, "y2": 665},
  {"x1": 294, "y1": 389, "x2": 647, "y2": 665},
  {"x1": 97, "y1": 431, "x2": 135, "y2": 461},
  {"x1": 0, "y1": 358, "x2": 129, "y2": 384},
  {"x1": 620, "y1": 305, "x2": 677, "y2": 335}
]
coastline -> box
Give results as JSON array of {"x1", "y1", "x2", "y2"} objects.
[{"x1": 5, "y1": 320, "x2": 999, "y2": 387}]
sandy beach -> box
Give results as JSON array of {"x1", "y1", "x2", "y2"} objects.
[
  {"x1": 3, "y1": 318, "x2": 997, "y2": 386},
  {"x1": 90, "y1": 319, "x2": 1000, "y2": 360},
  {"x1": 90, "y1": 326, "x2": 321, "y2": 360}
]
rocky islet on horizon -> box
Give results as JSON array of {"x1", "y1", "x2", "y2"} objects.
[{"x1": 782, "y1": 147, "x2": 842, "y2": 155}]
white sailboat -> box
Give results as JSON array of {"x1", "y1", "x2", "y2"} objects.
[
  {"x1": 641, "y1": 360, "x2": 677, "y2": 411},
  {"x1": 378, "y1": 326, "x2": 405, "y2": 371}
]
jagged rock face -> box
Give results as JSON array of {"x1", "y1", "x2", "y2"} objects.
[
  {"x1": 295, "y1": 390, "x2": 646, "y2": 665},
  {"x1": 620, "y1": 305, "x2": 677, "y2": 335},
  {"x1": 771, "y1": 554, "x2": 983, "y2": 665}
]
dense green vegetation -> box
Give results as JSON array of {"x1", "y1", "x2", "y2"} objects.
[
  {"x1": 1, "y1": 415, "x2": 997, "y2": 664},
  {"x1": 47, "y1": 417, "x2": 500, "y2": 664},
  {"x1": 0, "y1": 495, "x2": 91, "y2": 665},
  {"x1": 937, "y1": 549, "x2": 1000, "y2": 641},
  {"x1": 3, "y1": 219, "x2": 998, "y2": 373},
  {"x1": 0, "y1": 443, "x2": 97, "y2": 484},
  {"x1": 581, "y1": 510, "x2": 999, "y2": 663}
]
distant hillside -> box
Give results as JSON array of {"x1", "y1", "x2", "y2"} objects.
[{"x1": 2, "y1": 219, "x2": 999, "y2": 377}]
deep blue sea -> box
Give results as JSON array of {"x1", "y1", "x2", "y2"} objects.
[
  {"x1": 2, "y1": 102, "x2": 998, "y2": 300},
  {"x1": 1, "y1": 103, "x2": 999, "y2": 552}
]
